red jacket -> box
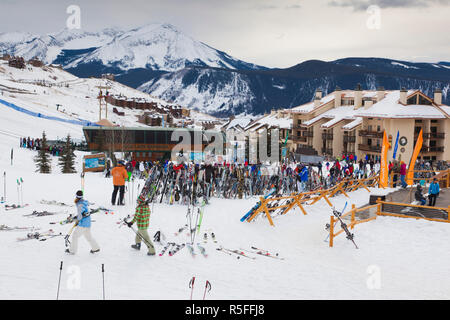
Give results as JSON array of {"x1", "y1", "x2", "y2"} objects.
[{"x1": 400, "y1": 163, "x2": 407, "y2": 175}]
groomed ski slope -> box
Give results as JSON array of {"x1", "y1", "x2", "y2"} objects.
[{"x1": 1, "y1": 136, "x2": 450, "y2": 299}]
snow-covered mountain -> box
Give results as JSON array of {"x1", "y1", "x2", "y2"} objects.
[
  {"x1": 0, "y1": 28, "x2": 121, "y2": 64},
  {"x1": 0, "y1": 24, "x2": 263, "y2": 72},
  {"x1": 138, "y1": 59, "x2": 450, "y2": 117},
  {"x1": 65, "y1": 23, "x2": 263, "y2": 72}
]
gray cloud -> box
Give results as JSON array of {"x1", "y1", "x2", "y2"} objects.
[{"x1": 329, "y1": 0, "x2": 450, "y2": 10}]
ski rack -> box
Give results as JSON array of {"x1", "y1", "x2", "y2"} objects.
[{"x1": 243, "y1": 174, "x2": 380, "y2": 227}]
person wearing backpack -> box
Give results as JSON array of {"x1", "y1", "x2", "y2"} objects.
[{"x1": 66, "y1": 190, "x2": 100, "y2": 255}]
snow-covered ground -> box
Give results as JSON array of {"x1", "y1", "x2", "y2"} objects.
[
  {"x1": 1, "y1": 132, "x2": 450, "y2": 300},
  {"x1": 0, "y1": 60, "x2": 223, "y2": 141}
]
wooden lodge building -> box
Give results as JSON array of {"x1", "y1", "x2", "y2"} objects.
[{"x1": 83, "y1": 126, "x2": 226, "y2": 162}]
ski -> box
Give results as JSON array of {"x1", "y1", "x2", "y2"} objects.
[
  {"x1": 39, "y1": 200, "x2": 74, "y2": 207},
  {"x1": 240, "y1": 188, "x2": 276, "y2": 222},
  {"x1": 0, "y1": 225, "x2": 39, "y2": 232},
  {"x1": 174, "y1": 224, "x2": 188, "y2": 236},
  {"x1": 186, "y1": 243, "x2": 196, "y2": 257},
  {"x1": 217, "y1": 246, "x2": 256, "y2": 260},
  {"x1": 23, "y1": 210, "x2": 63, "y2": 217},
  {"x1": 243, "y1": 247, "x2": 285, "y2": 260},
  {"x1": 331, "y1": 206, "x2": 359, "y2": 249},
  {"x1": 50, "y1": 214, "x2": 74, "y2": 225},
  {"x1": 196, "y1": 243, "x2": 208, "y2": 257},
  {"x1": 5, "y1": 203, "x2": 29, "y2": 211},
  {"x1": 169, "y1": 243, "x2": 185, "y2": 256},
  {"x1": 159, "y1": 242, "x2": 175, "y2": 256},
  {"x1": 17, "y1": 229, "x2": 55, "y2": 241}
]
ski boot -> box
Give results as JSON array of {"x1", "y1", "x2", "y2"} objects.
[
  {"x1": 90, "y1": 249, "x2": 100, "y2": 254},
  {"x1": 203, "y1": 233, "x2": 208, "y2": 243},
  {"x1": 131, "y1": 243, "x2": 141, "y2": 250},
  {"x1": 211, "y1": 232, "x2": 217, "y2": 243},
  {"x1": 147, "y1": 252, "x2": 156, "y2": 256}
]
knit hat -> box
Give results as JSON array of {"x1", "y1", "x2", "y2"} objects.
[{"x1": 76, "y1": 190, "x2": 83, "y2": 199}]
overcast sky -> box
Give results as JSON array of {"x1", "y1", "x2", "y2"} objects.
[{"x1": 1, "y1": 0, "x2": 449, "y2": 68}]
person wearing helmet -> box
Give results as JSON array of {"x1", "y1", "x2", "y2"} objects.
[
  {"x1": 126, "y1": 195, "x2": 155, "y2": 256},
  {"x1": 66, "y1": 190, "x2": 100, "y2": 255},
  {"x1": 111, "y1": 160, "x2": 128, "y2": 206}
]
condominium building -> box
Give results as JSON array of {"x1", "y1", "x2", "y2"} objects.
[{"x1": 287, "y1": 86, "x2": 450, "y2": 162}]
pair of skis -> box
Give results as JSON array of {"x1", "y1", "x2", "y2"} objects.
[
  {"x1": 216, "y1": 246, "x2": 256, "y2": 260},
  {"x1": 5, "y1": 203, "x2": 29, "y2": 211},
  {"x1": 17, "y1": 229, "x2": 63, "y2": 242},
  {"x1": 186, "y1": 243, "x2": 208, "y2": 258},
  {"x1": 203, "y1": 231, "x2": 217, "y2": 244},
  {"x1": 189, "y1": 277, "x2": 211, "y2": 300},
  {"x1": 324, "y1": 202, "x2": 358, "y2": 249},
  {"x1": 158, "y1": 242, "x2": 185, "y2": 256}
]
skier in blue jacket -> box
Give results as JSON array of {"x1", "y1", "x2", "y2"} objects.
[
  {"x1": 66, "y1": 190, "x2": 100, "y2": 255},
  {"x1": 428, "y1": 178, "x2": 440, "y2": 206}
]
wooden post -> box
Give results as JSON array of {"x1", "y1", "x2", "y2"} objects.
[
  {"x1": 351, "y1": 204, "x2": 356, "y2": 230},
  {"x1": 329, "y1": 215, "x2": 334, "y2": 248},
  {"x1": 447, "y1": 206, "x2": 450, "y2": 223}
]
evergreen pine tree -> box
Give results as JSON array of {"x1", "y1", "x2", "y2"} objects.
[
  {"x1": 34, "y1": 131, "x2": 51, "y2": 173},
  {"x1": 59, "y1": 134, "x2": 77, "y2": 173}
]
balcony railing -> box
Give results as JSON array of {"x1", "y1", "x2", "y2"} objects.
[
  {"x1": 321, "y1": 147, "x2": 333, "y2": 155},
  {"x1": 293, "y1": 136, "x2": 307, "y2": 143},
  {"x1": 359, "y1": 130, "x2": 383, "y2": 138},
  {"x1": 421, "y1": 146, "x2": 445, "y2": 153},
  {"x1": 294, "y1": 125, "x2": 308, "y2": 130},
  {"x1": 302, "y1": 131, "x2": 314, "y2": 137},
  {"x1": 296, "y1": 146, "x2": 318, "y2": 156},
  {"x1": 322, "y1": 133, "x2": 334, "y2": 140},
  {"x1": 421, "y1": 132, "x2": 445, "y2": 139},
  {"x1": 344, "y1": 135, "x2": 356, "y2": 143},
  {"x1": 358, "y1": 144, "x2": 382, "y2": 153}
]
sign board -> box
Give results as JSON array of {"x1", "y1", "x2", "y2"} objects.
[{"x1": 83, "y1": 153, "x2": 106, "y2": 173}]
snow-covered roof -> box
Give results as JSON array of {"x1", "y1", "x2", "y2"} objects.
[
  {"x1": 303, "y1": 106, "x2": 357, "y2": 128},
  {"x1": 245, "y1": 112, "x2": 291, "y2": 132},
  {"x1": 342, "y1": 117, "x2": 363, "y2": 130},
  {"x1": 355, "y1": 91, "x2": 448, "y2": 119}
]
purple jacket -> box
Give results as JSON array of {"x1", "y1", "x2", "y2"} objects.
[{"x1": 400, "y1": 163, "x2": 407, "y2": 175}]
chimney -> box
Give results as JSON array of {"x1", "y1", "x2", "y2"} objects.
[
  {"x1": 354, "y1": 83, "x2": 363, "y2": 109},
  {"x1": 314, "y1": 95, "x2": 321, "y2": 108},
  {"x1": 334, "y1": 86, "x2": 342, "y2": 108},
  {"x1": 363, "y1": 97, "x2": 373, "y2": 109},
  {"x1": 376, "y1": 86, "x2": 385, "y2": 102},
  {"x1": 434, "y1": 89, "x2": 442, "y2": 105},
  {"x1": 315, "y1": 89, "x2": 323, "y2": 100},
  {"x1": 399, "y1": 88, "x2": 407, "y2": 105}
]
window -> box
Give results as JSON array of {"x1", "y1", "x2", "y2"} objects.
[
  {"x1": 297, "y1": 119, "x2": 302, "y2": 125},
  {"x1": 377, "y1": 125, "x2": 380, "y2": 132},
  {"x1": 135, "y1": 131, "x2": 145, "y2": 143}
]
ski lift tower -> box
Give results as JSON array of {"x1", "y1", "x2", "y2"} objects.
[{"x1": 96, "y1": 85, "x2": 111, "y2": 121}]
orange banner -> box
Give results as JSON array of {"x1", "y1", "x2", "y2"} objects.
[
  {"x1": 379, "y1": 131, "x2": 389, "y2": 188},
  {"x1": 406, "y1": 129, "x2": 423, "y2": 185}
]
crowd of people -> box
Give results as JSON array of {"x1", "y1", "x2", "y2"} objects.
[{"x1": 19, "y1": 137, "x2": 62, "y2": 156}]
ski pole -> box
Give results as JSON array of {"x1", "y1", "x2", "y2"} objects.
[
  {"x1": 56, "y1": 261, "x2": 63, "y2": 300},
  {"x1": 16, "y1": 179, "x2": 20, "y2": 206},
  {"x1": 65, "y1": 222, "x2": 78, "y2": 247},
  {"x1": 20, "y1": 178, "x2": 23, "y2": 206},
  {"x1": 102, "y1": 264, "x2": 105, "y2": 300},
  {"x1": 203, "y1": 280, "x2": 211, "y2": 300},
  {"x1": 189, "y1": 276, "x2": 195, "y2": 300},
  {"x1": 2, "y1": 171, "x2": 6, "y2": 203}
]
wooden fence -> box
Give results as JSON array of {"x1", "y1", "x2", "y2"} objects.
[
  {"x1": 244, "y1": 174, "x2": 380, "y2": 226},
  {"x1": 328, "y1": 198, "x2": 450, "y2": 247}
]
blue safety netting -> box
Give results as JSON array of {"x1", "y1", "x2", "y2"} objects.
[{"x1": 0, "y1": 98, "x2": 100, "y2": 127}]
